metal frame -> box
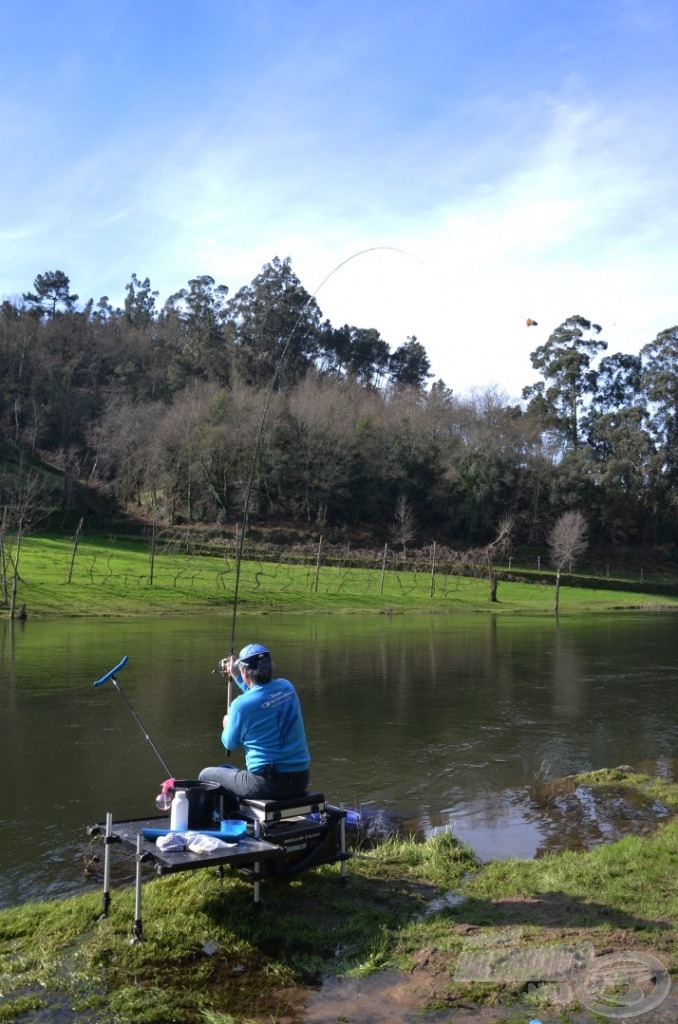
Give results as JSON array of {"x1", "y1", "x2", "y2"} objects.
[{"x1": 88, "y1": 796, "x2": 350, "y2": 941}]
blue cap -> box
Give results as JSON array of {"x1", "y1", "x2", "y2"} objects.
[{"x1": 236, "y1": 643, "x2": 271, "y2": 669}]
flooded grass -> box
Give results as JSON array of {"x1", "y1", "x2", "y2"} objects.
[
  {"x1": 0, "y1": 770, "x2": 676, "y2": 1023},
  {"x1": 406, "y1": 763, "x2": 678, "y2": 863}
]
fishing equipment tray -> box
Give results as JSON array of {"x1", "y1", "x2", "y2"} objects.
[{"x1": 88, "y1": 793, "x2": 349, "y2": 941}]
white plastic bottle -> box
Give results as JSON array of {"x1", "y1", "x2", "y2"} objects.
[{"x1": 170, "y1": 789, "x2": 189, "y2": 832}]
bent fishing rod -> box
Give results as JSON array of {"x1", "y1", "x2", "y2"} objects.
[
  {"x1": 228, "y1": 242, "x2": 419, "y2": 655},
  {"x1": 220, "y1": 246, "x2": 419, "y2": 737}
]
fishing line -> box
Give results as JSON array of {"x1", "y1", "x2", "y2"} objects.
[{"x1": 227, "y1": 245, "x2": 421, "y2": 655}]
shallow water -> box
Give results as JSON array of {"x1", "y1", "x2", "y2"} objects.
[{"x1": 1, "y1": 611, "x2": 677, "y2": 908}]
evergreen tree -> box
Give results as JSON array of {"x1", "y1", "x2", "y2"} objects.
[
  {"x1": 523, "y1": 315, "x2": 606, "y2": 449},
  {"x1": 23, "y1": 270, "x2": 78, "y2": 318}
]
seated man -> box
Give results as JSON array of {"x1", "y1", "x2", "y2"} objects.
[{"x1": 199, "y1": 643, "x2": 310, "y2": 812}]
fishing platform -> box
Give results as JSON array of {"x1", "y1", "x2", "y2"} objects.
[{"x1": 88, "y1": 791, "x2": 350, "y2": 941}]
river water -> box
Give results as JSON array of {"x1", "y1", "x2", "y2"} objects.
[{"x1": 1, "y1": 611, "x2": 677, "y2": 909}]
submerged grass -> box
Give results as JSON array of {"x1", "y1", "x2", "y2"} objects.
[
  {"x1": 0, "y1": 771, "x2": 676, "y2": 1023},
  {"x1": 8, "y1": 533, "x2": 678, "y2": 618}
]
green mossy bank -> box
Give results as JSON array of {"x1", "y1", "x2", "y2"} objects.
[{"x1": 0, "y1": 770, "x2": 676, "y2": 1023}]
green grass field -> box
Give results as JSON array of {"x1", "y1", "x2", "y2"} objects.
[{"x1": 4, "y1": 533, "x2": 678, "y2": 618}]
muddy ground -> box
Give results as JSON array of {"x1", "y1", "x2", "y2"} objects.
[{"x1": 276, "y1": 776, "x2": 676, "y2": 1024}]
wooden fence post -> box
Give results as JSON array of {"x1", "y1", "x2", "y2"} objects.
[
  {"x1": 430, "y1": 541, "x2": 436, "y2": 597},
  {"x1": 314, "y1": 536, "x2": 322, "y2": 593},
  {"x1": 67, "y1": 517, "x2": 84, "y2": 584},
  {"x1": 380, "y1": 543, "x2": 388, "y2": 596}
]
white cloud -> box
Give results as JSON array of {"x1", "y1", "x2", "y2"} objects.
[{"x1": 293, "y1": 91, "x2": 678, "y2": 396}]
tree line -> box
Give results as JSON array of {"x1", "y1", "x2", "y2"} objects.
[{"x1": 1, "y1": 259, "x2": 677, "y2": 552}]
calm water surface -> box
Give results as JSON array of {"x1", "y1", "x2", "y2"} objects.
[{"x1": 1, "y1": 611, "x2": 677, "y2": 908}]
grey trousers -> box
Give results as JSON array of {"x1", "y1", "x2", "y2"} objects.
[{"x1": 198, "y1": 764, "x2": 310, "y2": 813}]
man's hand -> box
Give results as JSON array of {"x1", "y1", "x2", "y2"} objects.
[{"x1": 219, "y1": 655, "x2": 236, "y2": 677}]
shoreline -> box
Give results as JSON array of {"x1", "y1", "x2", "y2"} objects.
[{"x1": 0, "y1": 769, "x2": 676, "y2": 1023}]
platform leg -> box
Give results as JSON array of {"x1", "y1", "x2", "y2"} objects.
[
  {"x1": 98, "y1": 811, "x2": 113, "y2": 921},
  {"x1": 339, "y1": 802, "x2": 347, "y2": 887},
  {"x1": 130, "y1": 833, "x2": 144, "y2": 944},
  {"x1": 253, "y1": 820, "x2": 262, "y2": 906}
]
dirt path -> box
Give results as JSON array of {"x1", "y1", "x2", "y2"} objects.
[{"x1": 300, "y1": 963, "x2": 675, "y2": 1023}]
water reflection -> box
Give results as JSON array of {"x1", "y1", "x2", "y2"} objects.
[{"x1": 1, "y1": 611, "x2": 677, "y2": 907}]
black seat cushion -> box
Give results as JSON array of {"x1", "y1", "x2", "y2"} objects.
[{"x1": 240, "y1": 792, "x2": 325, "y2": 812}]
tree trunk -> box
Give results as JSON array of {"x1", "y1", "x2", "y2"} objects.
[
  {"x1": 149, "y1": 496, "x2": 157, "y2": 586},
  {"x1": 487, "y1": 551, "x2": 498, "y2": 602},
  {"x1": 0, "y1": 519, "x2": 7, "y2": 604},
  {"x1": 9, "y1": 522, "x2": 23, "y2": 620}
]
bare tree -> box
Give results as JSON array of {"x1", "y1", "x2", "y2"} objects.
[
  {"x1": 1, "y1": 464, "x2": 58, "y2": 618},
  {"x1": 153, "y1": 381, "x2": 216, "y2": 524},
  {"x1": 548, "y1": 510, "x2": 588, "y2": 615},
  {"x1": 484, "y1": 515, "x2": 514, "y2": 602},
  {"x1": 87, "y1": 397, "x2": 163, "y2": 506},
  {"x1": 390, "y1": 495, "x2": 418, "y2": 558},
  {"x1": 283, "y1": 374, "x2": 357, "y2": 524},
  {"x1": 448, "y1": 516, "x2": 514, "y2": 602}
]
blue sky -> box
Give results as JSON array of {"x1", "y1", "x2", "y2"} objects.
[{"x1": 2, "y1": 0, "x2": 677, "y2": 398}]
